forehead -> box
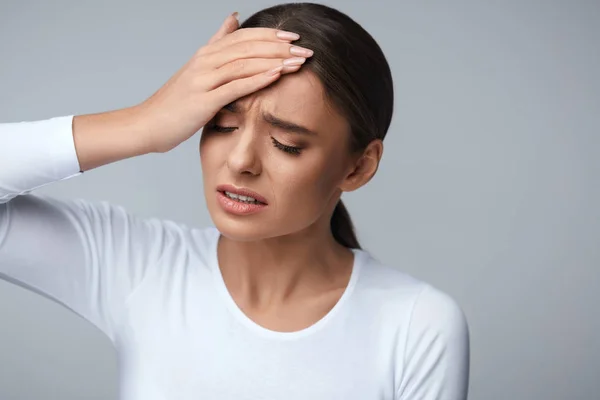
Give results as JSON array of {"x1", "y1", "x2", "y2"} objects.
[{"x1": 234, "y1": 69, "x2": 348, "y2": 134}]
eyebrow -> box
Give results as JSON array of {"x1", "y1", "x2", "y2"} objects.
[{"x1": 223, "y1": 101, "x2": 318, "y2": 137}]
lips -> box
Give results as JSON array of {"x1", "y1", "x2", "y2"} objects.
[{"x1": 216, "y1": 184, "x2": 268, "y2": 205}]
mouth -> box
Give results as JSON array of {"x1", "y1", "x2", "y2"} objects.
[
  {"x1": 219, "y1": 190, "x2": 266, "y2": 205},
  {"x1": 217, "y1": 185, "x2": 268, "y2": 206}
]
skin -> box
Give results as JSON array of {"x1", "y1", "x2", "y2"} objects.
[{"x1": 199, "y1": 67, "x2": 384, "y2": 332}]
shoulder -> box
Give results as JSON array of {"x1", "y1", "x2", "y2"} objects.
[
  {"x1": 353, "y1": 250, "x2": 424, "y2": 296},
  {"x1": 355, "y1": 250, "x2": 469, "y2": 343},
  {"x1": 408, "y1": 283, "x2": 469, "y2": 343},
  {"x1": 398, "y1": 284, "x2": 470, "y2": 398},
  {"x1": 356, "y1": 253, "x2": 470, "y2": 398}
]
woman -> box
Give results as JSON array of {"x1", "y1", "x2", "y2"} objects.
[{"x1": 0, "y1": 3, "x2": 469, "y2": 400}]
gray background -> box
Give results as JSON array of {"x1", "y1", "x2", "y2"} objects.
[{"x1": 1, "y1": 0, "x2": 598, "y2": 399}]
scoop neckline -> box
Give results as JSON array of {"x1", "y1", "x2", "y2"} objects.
[{"x1": 207, "y1": 227, "x2": 364, "y2": 341}]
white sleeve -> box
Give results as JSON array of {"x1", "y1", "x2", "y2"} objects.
[
  {"x1": 397, "y1": 285, "x2": 470, "y2": 400},
  {"x1": 0, "y1": 115, "x2": 82, "y2": 204},
  {"x1": 0, "y1": 116, "x2": 169, "y2": 344}
]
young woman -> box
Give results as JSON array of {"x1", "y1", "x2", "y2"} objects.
[{"x1": 0, "y1": 3, "x2": 469, "y2": 399}]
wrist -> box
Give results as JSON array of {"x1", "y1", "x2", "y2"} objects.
[
  {"x1": 72, "y1": 106, "x2": 158, "y2": 172},
  {"x1": 123, "y1": 104, "x2": 164, "y2": 154}
]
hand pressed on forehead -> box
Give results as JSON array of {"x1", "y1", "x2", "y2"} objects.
[{"x1": 135, "y1": 11, "x2": 313, "y2": 154}]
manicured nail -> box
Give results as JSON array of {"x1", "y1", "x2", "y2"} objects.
[
  {"x1": 290, "y1": 46, "x2": 313, "y2": 57},
  {"x1": 266, "y1": 65, "x2": 284, "y2": 76},
  {"x1": 277, "y1": 31, "x2": 300, "y2": 41},
  {"x1": 283, "y1": 57, "x2": 306, "y2": 66}
]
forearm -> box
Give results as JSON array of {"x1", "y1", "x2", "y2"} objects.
[{"x1": 73, "y1": 105, "x2": 157, "y2": 172}]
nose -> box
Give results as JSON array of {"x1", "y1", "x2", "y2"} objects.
[{"x1": 226, "y1": 128, "x2": 262, "y2": 176}]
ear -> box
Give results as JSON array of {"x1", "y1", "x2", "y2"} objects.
[{"x1": 339, "y1": 139, "x2": 384, "y2": 192}]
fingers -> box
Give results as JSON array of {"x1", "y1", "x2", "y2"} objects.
[
  {"x1": 204, "y1": 57, "x2": 306, "y2": 90},
  {"x1": 194, "y1": 16, "x2": 310, "y2": 113},
  {"x1": 207, "y1": 66, "x2": 287, "y2": 107},
  {"x1": 202, "y1": 40, "x2": 313, "y2": 70},
  {"x1": 207, "y1": 12, "x2": 239, "y2": 45},
  {"x1": 205, "y1": 27, "x2": 299, "y2": 54}
]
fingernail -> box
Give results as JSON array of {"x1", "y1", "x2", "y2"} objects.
[
  {"x1": 276, "y1": 31, "x2": 300, "y2": 41},
  {"x1": 266, "y1": 65, "x2": 284, "y2": 76},
  {"x1": 231, "y1": 12, "x2": 239, "y2": 22},
  {"x1": 290, "y1": 46, "x2": 313, "y2": 57},
  {"x1": 283, "y1": 57, "x2": 306, "y2": 66}
]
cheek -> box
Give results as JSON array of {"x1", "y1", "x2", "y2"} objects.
[
  {"x1": 270, "y1": 153, "x2": 341, "y2": 211},
  {"x1": 199, "y1": 131, "x2": 211, "y2": 158},
  {"x1": 199, "y1": 134, "x2": 223, "y2": 174}
]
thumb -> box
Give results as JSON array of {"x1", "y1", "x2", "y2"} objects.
[{"x1": 207, "y1": 12, "x2": 239, "y2": 45}]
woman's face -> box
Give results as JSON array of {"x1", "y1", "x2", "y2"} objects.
[{"x1": 200, "y1": 69, "x2": 363, "y2": 241}]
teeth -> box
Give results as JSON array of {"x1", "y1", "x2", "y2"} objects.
[{"x1": 224, "y1": 191, "x2": 261, "y2": 204}]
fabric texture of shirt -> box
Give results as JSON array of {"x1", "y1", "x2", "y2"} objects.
[{"x1": 0, "y1": 115, "x2": 470, "y2": 400}]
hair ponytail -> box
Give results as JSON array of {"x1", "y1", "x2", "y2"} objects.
[{"x1": 330, "y1": 200, "x2": 361, "y2": 249}]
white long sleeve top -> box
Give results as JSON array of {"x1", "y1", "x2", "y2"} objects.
[{"x1": 0, "y1": 115, "x2": 470, "y2": 400}]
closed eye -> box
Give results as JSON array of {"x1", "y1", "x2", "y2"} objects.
[
  {"x1": 205, "y1": 124, "x2": 303, "y2": 156},
  {"x1": 205, "y1": 124, "x2": 236, "y2": 133},
  {"x1": 271, "y1": 136, "x2": 302, "y2": 155}
]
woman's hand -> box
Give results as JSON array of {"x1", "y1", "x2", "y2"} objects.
[{"x1": 135, "y1": 12, "x2": 312, "y2": 153}]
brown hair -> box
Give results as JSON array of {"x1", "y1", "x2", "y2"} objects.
[{"x1": 241, "y1": 3, "x2": 394, "y2": 249}]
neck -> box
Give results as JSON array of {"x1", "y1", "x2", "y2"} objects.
[{"x1": 216, "y1": 220, "x2": 354, "y2": 310}]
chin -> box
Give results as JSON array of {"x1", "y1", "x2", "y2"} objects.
[
  {"x1": 212, "y1": 217, "x2": 275, "y2": 242},
  {"x1": 206, "y1": 202, "x2": 271, "y2": 239}
]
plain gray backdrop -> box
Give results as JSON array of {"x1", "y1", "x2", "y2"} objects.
[{"x1": 1, "y1": 0, "x2": 598, "y2": 399}]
